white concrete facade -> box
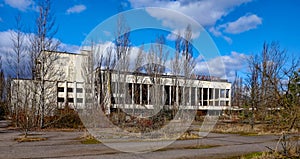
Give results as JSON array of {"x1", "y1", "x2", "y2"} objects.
[
  {"x1": 11, "y1": 51, "x2": 232, "y2": 115},
  {"x1": 106, "y1": 71, "x2": 231, "y2": 111}
]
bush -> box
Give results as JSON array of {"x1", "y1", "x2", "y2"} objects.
[{"x1": 48, "y1": 108, "x2": 84, "y2": 129}]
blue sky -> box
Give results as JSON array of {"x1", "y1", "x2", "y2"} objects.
[{"x1": 0, "y1": 0, "x2": 299, "y2": 80}]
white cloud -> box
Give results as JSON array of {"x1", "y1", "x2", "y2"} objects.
[
  {"x1": 66, "y1": 4, "x2": 86, "y2": 14},
  {"x1": 4, "y1": 0, "x2": 34, "y2": 11},
  {"x1": 0, "y1": 30, "x2": 15, "y2": 54},
  {"x1": 145, "y1": 7, "x2": 202, "y2": 40},
  {"x1": 194, "y1": 51, "x2": 247, "y2": 81},
  {"x1": 223, "y1": 36, "x2": 233, "y2": 44},
  {"x1": 223, "y1": 14, "x2": 262, "y2": 34},
  {"x1": 209, "y1": 26, "x2": 232, "y2": 44},
  {"x1": 129, "y1": 0, "x2": 251, "y2": 27},
  {"x1": 129, "y1": 0, "x2": 252, "y2": 41},
  {"x1": 209, "y1": 14, "x2": 262, "y2": 43},
  {"x1": 209, "y1": 27, "x2": 222, "y2": 37}
]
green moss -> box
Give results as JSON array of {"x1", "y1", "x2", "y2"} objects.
[
  {"x1": 81, "y1": 138, "x2": 101, "y2": 144},
  {"x1": 242, "y1": 152, "x2": 263, "y2": 159}
]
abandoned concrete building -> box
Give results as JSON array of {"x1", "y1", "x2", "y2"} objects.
[{"x1": 11, "y1": 50, "x2": 231, "y2": 116}]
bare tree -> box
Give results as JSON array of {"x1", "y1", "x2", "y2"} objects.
[
  {"x1": 106, "y1": 14, "x2": 131, "y2": 122},
  {"x1": 246, "y1": 42, "x2": 299, "y2": 130},
  {"x1": 171, "y1": 25, "x2": 195, "y2": 118},
  {"x1": 0, "y1": 57, "x2": 4, "y2": 97},
  {"x1": 6, "y1": 14, "x2": 36, "y2": 135},
  {"x1": 29, "y1": 0, "x2": 61, "y2": 128},
  {"x1": 7, "y1": 14, "x2": 27, "y2": 127},
  {"x1": 181, "y1": 25, "x2": 195, "y2": 78},
  {"x1": 282, "y1": 69, "x2": 300, "y2": 130},
  {"x1": 231, "y1": 72, "x2": 244, "y2": 108},
  {"x1": 0, "y1": 57, "x2": 6, "y2": 118},
  {"x1": 246, "y1": 55, "x2": 260, "y2": 129}
]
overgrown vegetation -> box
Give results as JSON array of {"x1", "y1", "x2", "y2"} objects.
[
  {"x1": 232, "y1": 42, "x2": 300, "y2": 132},
  {"x1": 46, "y1": 107, "x2": 84, "y2": 129},
  {"x1": 78, "y1": 131, "x2": 101, "y2": 144}
]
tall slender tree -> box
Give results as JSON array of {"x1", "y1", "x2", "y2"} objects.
[
  {"x1": 29, "y1": 0, "x2": 61, "y2": 128},
  {"x1": 8, "y1": 14, "x2": 27, "y2": 127}
]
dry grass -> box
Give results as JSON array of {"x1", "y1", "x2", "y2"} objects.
[
  {"x1": 178, "y1": 132, "x2": 201, "y2": 140},
  {"x1": 81, "y1": 137, "x2": 101, "y2": 144},
  {"x1": 38, "y1": 128, "x2": 84, "y2": 132},
  {"x1": 14, "y1": 136, "x2": 47, "y2": 142},
  {"x1": 241, "y1": 152, "x2": 300, "y2": 159},
  {"x1": 77, "y1": 132, "x2": 101, "y2": 144},
  {"x1": 156, "y1": 144, "x2": 218, "y2": 152},
  {"x1": 212, "y1": 123, "x2": 286, "y2": 135}
]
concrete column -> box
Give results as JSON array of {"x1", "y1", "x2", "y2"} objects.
[
  {"x1": 195, "y1": 87, "x2": 198, "y2": 106},
  {"x1": 228, "y1": 89, "x2": 231, "y2": 107},
  {"x1": 218, "y1": 88, "x2": 221, "y2": 106},
  {"x1": 147, "y1": 84, "x2": 150, "y2": 105},
  {"x1": 169, "y1": 86, "x2": 172, "y2": 105},
  {"x1": 176, "y1": 85, "x2": 179, "y2": 106},
  {"x1": 213, "y1": 88, "x2": 215, "y2": 106},
  {"x1": 55, "y1": 81, "x2": 59, "y2": 108},
  {"x1": 201, "y1": 87, "x2": 203, "y2": 106},
  {"x1": 189, "y1": 87, "x2": 191, "y2": 106},
  {"x1": 83, "y1": 82, "x2": 86, "y2": 109},
  {"x1": 74, "y1": 81, "x2": 77, "y2": 109},
  {"x1": 223, "y1": 89, "x2": 226, "y2": 106},
  {"x1": 64, "y1": 81, "x2": 68, "y2": 108}
]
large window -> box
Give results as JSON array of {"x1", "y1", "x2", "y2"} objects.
[
  {"x1": 203, "y1": 88, "x2": 208, "y2": 106},
  {"x1": 191, "y1": 87, "x2": 196, "y2": 106},
  {"x1": 134, "y1": 84, "x2": 140, "y2": 104},
  {"x1": 142, "y1": 84, "x2": 148, "y2": 105}
]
